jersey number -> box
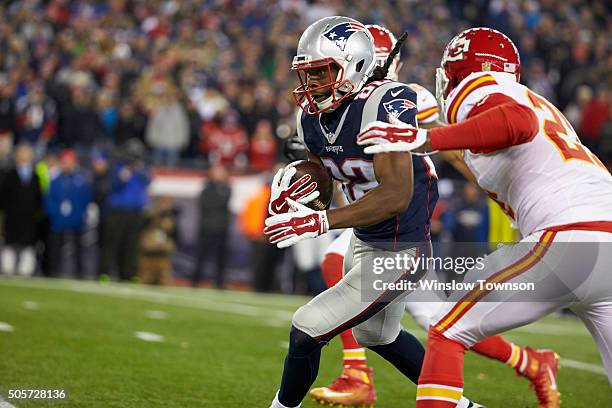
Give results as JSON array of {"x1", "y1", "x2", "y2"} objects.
[
  {"x1": 321, "y1": 157, "x2": 438, "y2": 202},
  {"x1": 355, "y1": 80, "x2": 388, "y2": 100},
  {"x1": 527, "y1": 90, "x2": 606, "y2": 170},
  {"x1": 320, "y1": 158, "x2": 377, "y2": 201}
]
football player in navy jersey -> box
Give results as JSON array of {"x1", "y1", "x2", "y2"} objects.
[
  {"x1": 265, "y1": 16, "x2": 481, "y2": 408},
  {"x1": 307, "y1": 24, "x2": 561, "y2": 408}
]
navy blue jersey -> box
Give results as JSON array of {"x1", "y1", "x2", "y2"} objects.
[{"x1": 297, "y1": 80, "x2": 439, "y2": 245}]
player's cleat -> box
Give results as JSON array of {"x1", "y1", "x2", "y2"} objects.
[
  {"x1": 309, "y1": 366, "x2": 376, "y2": 407},
  {"x1": 518, "y1": 348, "x2": 561, "y2": 408}
]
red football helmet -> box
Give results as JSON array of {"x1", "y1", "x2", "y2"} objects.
[
  {"x1": 436, "y1": 27, "x2": 520, "y2": 105},
  {"x1": 366, "y1": 24, "x2": 402, "y2": 81}
]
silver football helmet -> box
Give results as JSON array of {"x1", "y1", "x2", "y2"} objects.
[{"x1": 292, "y1": 16, "x2": 376, "y2": 114}]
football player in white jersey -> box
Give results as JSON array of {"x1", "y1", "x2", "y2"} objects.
[
  {"x1": 358, "y1": 27, "x2": 612, "y2": 407},
  {"x1": 309, "y1": 25, "x2": 562, "y2": 408}
]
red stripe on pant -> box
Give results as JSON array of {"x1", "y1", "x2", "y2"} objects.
[{"x1": 435, "y1": 231, "x2": 555, "y2": 334}]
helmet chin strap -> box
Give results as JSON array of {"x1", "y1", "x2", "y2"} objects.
[
  {"x1": 315, "y1": 89, "x2": 345, "y2": 112},
  {"x1": 314, "y1": 93, "x2": 334, "y2": 111}
]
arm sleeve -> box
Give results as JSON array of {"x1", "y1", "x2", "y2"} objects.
[{"x1": 430, "y1": 93, "x2": 539, "y2": 152}]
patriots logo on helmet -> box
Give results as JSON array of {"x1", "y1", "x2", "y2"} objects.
[
  {"x1": 323, "y1": 22, "x2": 366, "y2": 52},
  {"x1": 383, "y1": 99, "x2": 417, "y2": 118}
]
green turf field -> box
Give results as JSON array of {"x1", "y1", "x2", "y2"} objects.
[{"x1": 0, "y1": 277, "x2": 610, "y2": 407}]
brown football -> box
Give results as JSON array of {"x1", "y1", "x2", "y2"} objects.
[{"x1": 290, "y1": 160, "x2": 334, "y2": 211}]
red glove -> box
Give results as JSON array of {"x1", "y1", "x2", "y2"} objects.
[
  {"x1": 268, "y1": 162, "x2": 320, "y2": 215},
  {"x1": 264, "y1": 199, "x2": 329, "y2": 248},
  {"x1": 357, "y1": 115, "x2": 428, "y2": 154}
]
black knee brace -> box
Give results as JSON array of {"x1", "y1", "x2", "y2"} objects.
[{"x1": 287, "y1": 325, "x2": 323, "y2": 356}]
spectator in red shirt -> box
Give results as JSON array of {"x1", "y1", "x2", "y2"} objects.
[
  {"x1": 580, "y1": 88, "x2": 610, "y2": 156},
  {"x1": 249, "y1": 119, "x2": 278, "y2": 173},
  {"x1": 200, "y1": 110, "x2": 248, "y2": 170}
]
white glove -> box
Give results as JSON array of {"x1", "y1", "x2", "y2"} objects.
[
  {"x1": 264, "y1": 199, "x2": 329, "y2": 248},
  {"x1": 268, "y1": 161, "x2": 320, "y2": 215},
  {"x1": 357, "y1": 115, "x2": 428, "y2": 154}
]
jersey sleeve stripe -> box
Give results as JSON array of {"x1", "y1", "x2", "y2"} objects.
[
  {"x1": 416, "y1": 106, "x2": 439, "y2": 121},
  {"x1": 446, "y1": 75, "x2": 497, "y2": 124}
]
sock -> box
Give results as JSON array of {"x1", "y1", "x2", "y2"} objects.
[
  {"x1": 321, "y1": 253, "x2": 368, "y2": 368},
  {"x1": 471, "y1": 335, "x2": 532, "y2": 375},
  {"x1": 470, "y1": 335, "x2": 513, "y2": 364},
  {"x1": 277, "y1": 326, "x2": 324, "y2": 407},
  {"x1": 341, "y1": 336, "x2": 367, "y2": 367},
  {"x1": 320, "y1": 253, "x2": 343, "y2": 287},
  {"x1": 416, "y1": 326, "x2": 467, "y2": 408},
  {"x1": 509, "y1": 343, "x2": 530, "y2": 375},
  {"x1": 368, "y1": 329, "x2": 425, "y2": 384}
]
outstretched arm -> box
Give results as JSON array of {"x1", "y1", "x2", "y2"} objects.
[
  {"x1": 420, "y1": 119, "x2": 477, "y2": 184},
  {"x1": 358, "y1": 94, "x2": 538, "y2": 154}
]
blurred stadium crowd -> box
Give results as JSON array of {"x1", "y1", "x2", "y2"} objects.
[{"x1": 0, "y1": 0, "x2": 609, "y2": 292}]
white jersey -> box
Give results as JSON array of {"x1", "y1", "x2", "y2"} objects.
[
  {"x1": 408, "y1": 83, "x2": 440, "y2": 125},
  {"x1": 443, "y1": 71, "x2": 612, "y2": 237}
]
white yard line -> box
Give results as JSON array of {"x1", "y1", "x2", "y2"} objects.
[
  {"x1": 560, "y1": 358, "x2": 607, "y2": 376},
  {"x1": 512, "y1": 322, "x2": 589, "y2": 337},
  {"x1": 0, "y1": 278, "x2": 285, "y2": 320},
  {"x1": 3, "y1": 277, "x2": 308, "y2": 309},
  {"x1": 134, "y1": 331, "x2": 165, "y2": 343}
]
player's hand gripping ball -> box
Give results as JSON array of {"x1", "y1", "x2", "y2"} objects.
[{"x1": 268, "y1": 160, "x2": 333, "y2": 214}]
